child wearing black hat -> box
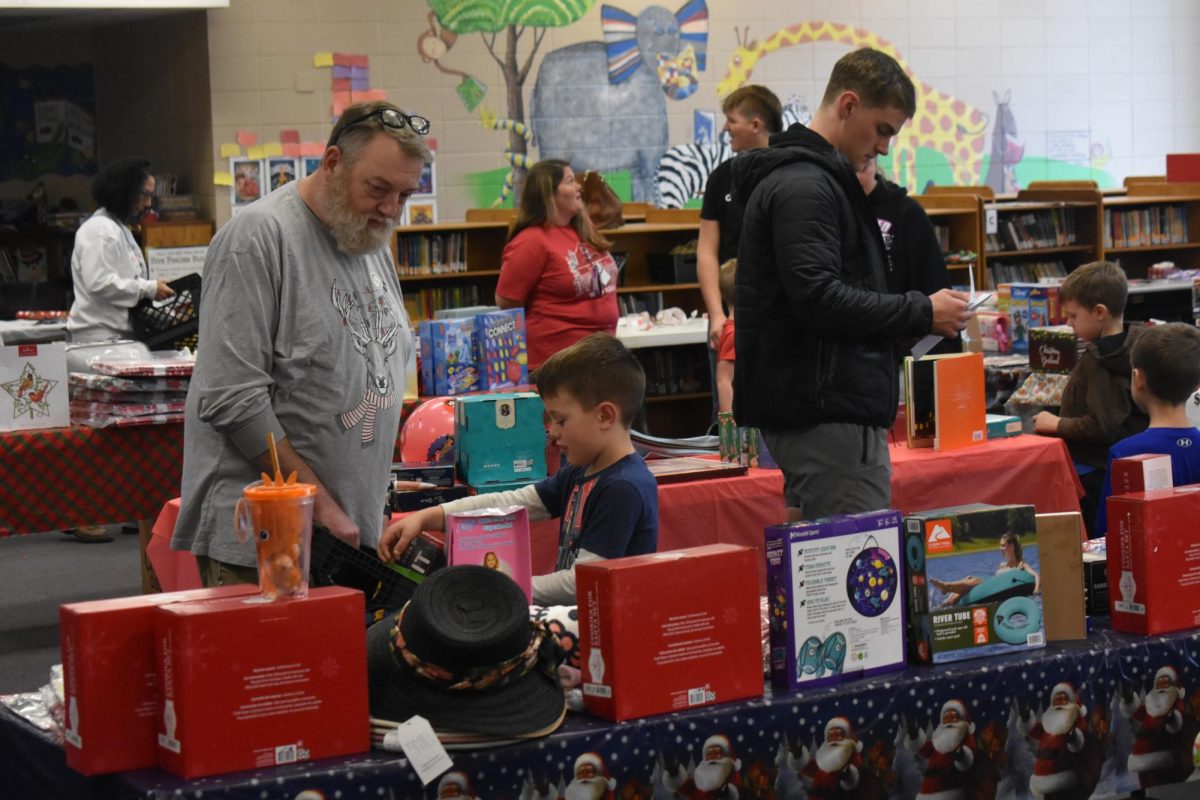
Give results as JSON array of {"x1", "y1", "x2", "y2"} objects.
[{"x1": 379, "y1": 332, "x2": 659, "y2": 605}]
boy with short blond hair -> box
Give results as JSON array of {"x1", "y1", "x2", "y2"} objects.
[
  {"x1": 1095, "y1": 323, "x2": 1200, "y2": 535},
  {"x1": 1033, "y1": 260, "x2": 1148, "y2": 533},
  {"x1": 379, "y1": 333, "x2": 658, "y2": 605}
]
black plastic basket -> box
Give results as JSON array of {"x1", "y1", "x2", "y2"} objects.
[
  {"x1": 309, "y1": 527, "x2": 433, "y2": 625},
  {"x1": 133, "y1": 272, "x2": 201, "y2": 350}
]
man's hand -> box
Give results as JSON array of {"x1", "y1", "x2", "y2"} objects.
[
  {"x1": 378, "y1": 506, "x2": 445, "y2": 563},
  {"x1": 928, "y1": 288, "x2": 971, "y2": 338},
  {"x1": 1033, "y1": 411, "x2": 1060, "y2": 435},
  {"x1": 153, "y1": 280, "x2": 176, "y2": 301},
  {"x1": 314, "y1": 490, "x2": 359, "y2": 548},
  {"x1": 708, "y1": 312, "x2": 726, "y2": 350}
]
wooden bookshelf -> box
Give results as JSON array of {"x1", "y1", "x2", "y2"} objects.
[
  {"x1": 979, "y1": 187, "x2": 1103, "y2": 288},
  {"x1": 396, "y1": 214, "x2": 709, "y2": 435},
  {"x1": 1101, "y1": 184, "x2": 1200, "y2": 274},
  {"x1": 914, "y1": 192, "x2": 985, "y2": 291}
]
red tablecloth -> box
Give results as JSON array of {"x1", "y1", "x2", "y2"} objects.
[
  {"x1": 0, "y1": 424, "x2": 184, "y2": 535},
  {"x1": 149, "y1": 434, "x2": 1081, "y2": 594}
]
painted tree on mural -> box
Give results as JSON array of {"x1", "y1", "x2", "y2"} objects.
[{"x1": 427, "y1": 0, "x2": 596, "y2": 201}]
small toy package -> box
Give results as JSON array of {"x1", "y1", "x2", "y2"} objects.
[
  {"x1": 903, "y1": 503, "x2": 1043, "y2": 664},
  {"x1": 455, "y1": 391, "x2": 547, "y2": 486},
  {"x1": 446, "y1": 506, "x2": 533, "y2": 602},
  {"x1": 418, "y1": 318, "x2": 479, "y2": 395},
  {"x1": 976, "y1": 310, "x2": 1012, "y2": 353},
  {"x1": 765, "y1": 510, "x2": 906, "y2": 692},
  {"x1": 473, "y1": 308, "x2": 529, "y2": 389},
  {"x1": 1008, "y1": 285, "x2": 1033, "y2": 353}
]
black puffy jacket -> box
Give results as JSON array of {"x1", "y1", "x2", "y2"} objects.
[{"x1": 731, "y1": 124, "x2": 934, "y2": 430}]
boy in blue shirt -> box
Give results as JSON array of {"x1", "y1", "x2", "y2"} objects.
[
  {"x1": 1095, "y1": 323, "x2": 1200, "y2": 536},
  {"x1": 379, "y1": 333, "x2": 659, "y2": 605}
]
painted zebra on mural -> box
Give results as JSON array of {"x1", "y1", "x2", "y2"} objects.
[{"x1": 653, "y1": 100, "x2": 809, "y2": 209}]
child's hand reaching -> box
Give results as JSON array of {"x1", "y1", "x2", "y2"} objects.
[
  {"x1": 377, "y1": 506, "x2": 445, "y2": 563},
  {"x1": 1032, "y1": 411, "x2": 1060, "y2": 435}
]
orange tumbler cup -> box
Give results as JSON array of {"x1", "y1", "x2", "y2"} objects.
[{"x1": 234, "y1": 480, "x2": 317, "y2": 600}]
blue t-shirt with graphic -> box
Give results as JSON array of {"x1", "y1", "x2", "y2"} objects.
[
  {"x1": 534, "y1": 453, "x2": 659, "y2": 571},
  {"x1": 1097, "y1": 426, "x2": 1200, "y2": 535}
]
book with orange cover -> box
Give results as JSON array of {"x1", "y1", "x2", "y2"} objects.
[
  {"x1": 904, "y1": 353, "x2": 967, "y2": 448},
  {"x1": 933, "y1": 352, "x2": 986, "y2": 451}
]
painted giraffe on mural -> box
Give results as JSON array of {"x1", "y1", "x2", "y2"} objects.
[{"x1": 718, "y1": 21, "x2": 989, "y2": 192}]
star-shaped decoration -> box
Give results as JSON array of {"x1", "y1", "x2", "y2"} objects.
[{"x1": 1, "y1": 362, "x2": 58, "y2": 419}]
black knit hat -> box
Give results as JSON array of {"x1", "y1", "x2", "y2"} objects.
[{"x1": 366, "y1": 565, "x2": 566, "y2": 737}]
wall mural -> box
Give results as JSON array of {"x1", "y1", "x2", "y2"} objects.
[
  {"x1": 530, "y1": 0, "x2": 708, "y2": 202},
  {"x1": 718, "y1": 21, "x2": 991, "y2": 194}
]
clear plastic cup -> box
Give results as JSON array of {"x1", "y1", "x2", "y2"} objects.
[{"x1": 234, "y1": 480, "x2": 317, "y2": 600}]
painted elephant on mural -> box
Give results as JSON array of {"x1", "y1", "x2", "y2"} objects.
[{"x1": 531, "y1": 1, "x2": 708, "y2": 202}]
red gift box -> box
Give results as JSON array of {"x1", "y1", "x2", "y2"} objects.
[
  {"x1": 576, "y1": 544, "x2": 762, "y2": 721},
  {"x1": 1108, "y1": 486, "x2": 1200, "y2": 635},
  {"x1": 1110, "y1": 454, "x2": 1173, "y2": 495},
  {"x1": 153, "y1": 586, "x2": 369, "y2": 778},
  {"x1": 59, "y1": 584, "x2": 258, "y2": 775}
]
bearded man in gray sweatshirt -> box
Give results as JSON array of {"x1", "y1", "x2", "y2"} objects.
[{"x1": 175, "y1": 101, "x2": 433, "y2": 586}]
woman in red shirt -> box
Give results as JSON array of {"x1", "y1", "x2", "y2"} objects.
[{"x1": 496, "y1": 160, "x2": 620, "y2": 371}]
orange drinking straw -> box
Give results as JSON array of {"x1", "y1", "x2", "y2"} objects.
[{"x1": 267, "y1": 432, "x2": 283, "y2": 484}]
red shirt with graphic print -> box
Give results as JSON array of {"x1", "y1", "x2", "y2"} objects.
[{"x1": 497, "y1": 224, "x2": 619, "y2": 370}]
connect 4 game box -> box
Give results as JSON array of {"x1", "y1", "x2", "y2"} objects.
[{"x1": 474, "y1": 308, "x2": 528, "y2": 390}]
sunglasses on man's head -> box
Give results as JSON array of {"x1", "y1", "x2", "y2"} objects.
[{"x1": 330, "y1": 108, "x2": 431, "y2": 147}]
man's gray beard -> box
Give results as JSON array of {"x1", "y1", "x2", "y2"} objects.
[{"x1": 319, "y1": 171, "x2": 400, "y2": 255}]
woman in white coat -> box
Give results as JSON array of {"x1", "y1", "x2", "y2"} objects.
[{"x1": 66, "y1": 157, "x2": 174, "y2": 343}]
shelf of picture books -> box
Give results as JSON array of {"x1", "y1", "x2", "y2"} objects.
[
  {"x1": 1100, "y1": 184, "x2": 1200, "y2": 274},
  {"x1": 391, "y1": 222, "x2": 508, "y2": 277}
]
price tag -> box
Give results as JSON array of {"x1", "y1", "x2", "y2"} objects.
[
  {"x1": 382, "y1": 715, "x2": 453, "y2": 784},
  {"x1": 985, "y1": 208, "x2": 998, "y2": 235}
]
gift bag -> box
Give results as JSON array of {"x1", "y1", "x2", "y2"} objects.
[{"x1": 0, "y1": 342, "x2": 70, "y2": 431}]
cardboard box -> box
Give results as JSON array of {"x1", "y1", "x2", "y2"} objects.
[
  {"x1": 1107, "y1": 486, "x2": 1200, "y2": 635},
  {"x1": 986, "y1": 414, "x2": 1022, "y2": 439},
  {"x1": 59, "y1": 584, "x2": 259, "y2": 775},
  {"x1": 577, "y1": 545, "x2": 762, "y2": 721},
  {"x1": 1028, "y1": 326, "x2": 1078, "y2": 374},
  {"x1": 154, "y1": 586, "x2": 369, "y2": 778},
  {"x1": 471, "y1": 478, "x2": 536, "y2": 494},
  {"x1": 903, "y1": 503, "x2": 1044, "y2": 663},
  {"x1": 390, "y1": 462, "x2": 456, "y2": 488},
  {"x1": 1008, "y1": 285, "x2": 1033, "y2": 353},
  {"x1": 473, "y1": 308, "x2": 529, "y2": 390},
  {"x1": 765, "y1": 510, "x2": 906, "y2": 692},
  {"x1": 418, "y1": 318, "x2": 479, "y2": 395},
  {"x1": 455, "y1": 391, "x2": 546, "y2": 485},
  {"x1": 1035, "y1": 512, "x2": 1086, "y2": 641},
  {"x1": 1111, "y1": 454, "x2": 1173, "y2": 495},
  {"x1": 389, "y1": 484, "x2": 470, "y2": 513},
  {"x1": 1167, "y1": 153, "x2": 1200, "y2": 183}
]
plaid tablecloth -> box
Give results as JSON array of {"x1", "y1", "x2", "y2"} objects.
[{"x1": 0, "y1": 424, "x2": 183, "y2": 535}]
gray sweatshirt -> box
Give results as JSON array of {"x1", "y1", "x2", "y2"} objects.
[{"x1": 174, "y1": 182, "x2": 411, "y2": 567}]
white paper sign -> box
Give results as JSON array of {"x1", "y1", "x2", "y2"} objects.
[
  {"x1": 0, "y1": 342, "x2": 70, "y2": 431},
  {"x1": 381, "y1": 715, "x2": 453, "y2": 785},
  {"x1": 146, "y1": 247, "x2": 207, "y2": 282}
]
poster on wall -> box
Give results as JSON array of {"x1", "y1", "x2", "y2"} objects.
[
  {"x1": 230, "y1": 158, "x2": 263, "y2": 209},
  {"x1": 0, "y1": 63, "x2": 97, "y2": 185},
  {"x1": 302, "y1": 156, "x2": 322, "y2": 178},
  {"x1": 415, "y1": 159, "x2": 436, "y2": 198},
  {"x1": 147, "y1": 247, "x2": 208, "y2": 282},
  {"x1": 267, "y1": 156, "x2": 299, "y2": 192},
  {"x1": 407, "y1": 201, "x2": 436, "y2": 225}
]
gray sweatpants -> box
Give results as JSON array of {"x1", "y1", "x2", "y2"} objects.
[{"x1": 763, "y1": 423, "x2": 892, "y2": 520}]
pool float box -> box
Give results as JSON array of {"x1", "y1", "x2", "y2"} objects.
[
  {"x1": 765, "y1": 510, "x2": 907, "y2": 693},
  {"x1": 577, "y1": 544, "x2": 761, "y2": 721},
  {"x1": 59, "y1": 584, "x2": 259, "y2": 776},
  {"x1": 153, "y1": 586, "x2": 369, "y2": 779},
  {"x1": 1108, "y1": 486, "x2": 1200, "y2": 636},
  {"x1": 903, "y1": 503, "x2": 1043, "y2": 664}
]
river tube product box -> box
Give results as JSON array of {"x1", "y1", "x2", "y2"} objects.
[
  {"x1": 903, "y1": 503, "x2": 1042, "y2": 664},
  {"x1": 455, "y1": 391, "x2": 546, "y2": 485},
  {"x1": 577, "y1": 544, "x2": 762, "y2": 721},
  {"x1": 765, "y1": 510, "x2": 906, "y2": 692},
  {"x1": 1107, "y1": 486, "x2": 1200, "y2": 635},
  {"x1": 59, "y1": 584, "x2": 258, "y2": 775},
  {"x1": 153, "y1": 586, "x2": 369, "y2": 778}
]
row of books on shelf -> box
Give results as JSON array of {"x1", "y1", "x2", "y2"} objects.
[
  {"x1": 632, "y1": 346, "x2": 706, "y2": 398},
  {"x1": 394, "y1": 232, "x2": 468, "y2": 275},
  {"x1": 984, "y1": 208, "x2": 1077, "y2": 253},
  {"x1": 402, "y1": 285, "x2": 481, "y2": 323},
  {"x1": 1104, "y1": 204, "x2": 1189, "y2": 249},
  {"x1": 985, "y1": 260, "x2": 1068, "y2": 288}
]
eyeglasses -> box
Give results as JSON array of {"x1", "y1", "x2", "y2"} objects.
[{"x1": 330, "y1": 108, "x2": 430, "y2": 147}]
